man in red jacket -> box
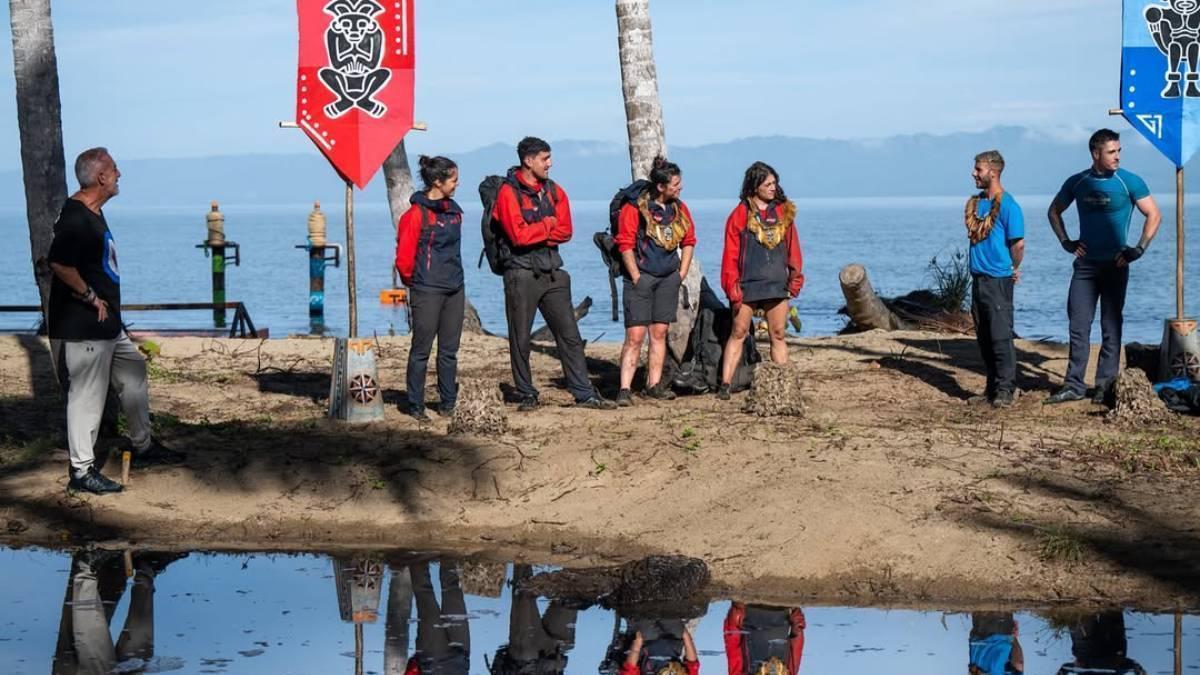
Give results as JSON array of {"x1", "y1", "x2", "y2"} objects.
[{"x1": 492, "y1": 137, "x2": 615, "y2": 412}]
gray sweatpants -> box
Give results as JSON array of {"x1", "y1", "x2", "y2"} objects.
[{"x1": 52, "y1": 333, "x2": 151, "y2": 475}]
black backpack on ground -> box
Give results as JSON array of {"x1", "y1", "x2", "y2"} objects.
[
  {"x1": 594, "y1": 179, "x2": 651, "y2": 321},
  {"x1": 672, "y1": 278, "x2": 760, "y2": 394}
]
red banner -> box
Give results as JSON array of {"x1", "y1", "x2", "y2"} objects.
[{"x1": 296, "y1": 0, "x2": 415, "y2": 189}]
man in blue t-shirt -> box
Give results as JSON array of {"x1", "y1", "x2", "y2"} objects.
[
  {"x1": 968, "y1": 612, "x2": 1023, "y2": 675},
  {"x1": 1045, "y1": 129, "x2": 1162, "y2": 404},
  {"x1": 966, "y1": 150, "x2": 1025, "y2": 408}
]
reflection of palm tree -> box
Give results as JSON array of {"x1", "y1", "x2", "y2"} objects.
[
  {"x1": 385, "y1": 563, "x2": 415, "y2": 675},
  {"x1": 406, "y1": 560, "x2": 471, "y2": 675},
  {"x1": 51, "y1": 550, "x2": 184, "y2": 675},
  {"x1": 490, "y1": 564, "x2": 578, "y2": 675},
  {"x1": 8, "y1": 0, "x2": 68, "y2": 317}
]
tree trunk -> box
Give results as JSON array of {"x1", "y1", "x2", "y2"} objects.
[
  {"x1": 382, "y1": 139, "x2": 414, "y2": 228},
  {"x1": 615, "y1": 0, "x2": 699, "y2": 361},
  {"x1": 9, "y1": 0, "x2": 67, "y2": 321},
  {"x1": 839, "y1": 264, "x2": 908, "y2": 331}
]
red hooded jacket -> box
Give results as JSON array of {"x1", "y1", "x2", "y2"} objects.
[
  {"x1": 720, "y1": 201, "x2": 803, "y2": 306},
  {"x1": 723, "y1": 605, "x2": 805, "y2": 675}
]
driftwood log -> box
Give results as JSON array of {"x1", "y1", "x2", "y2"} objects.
[
  {"x1": 462, "y1": 300, "x2": 492, "y2": 336},
  {"x1": 839, "y1": 264, "x2": 908, "y2": 331},
  {"x1": 531, "y1": 296, "x2": 592, "y2": 343}
]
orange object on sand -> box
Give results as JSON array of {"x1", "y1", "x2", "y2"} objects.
[{"x1": 379, "y1": 288, "x2": 408, "y2": 305}]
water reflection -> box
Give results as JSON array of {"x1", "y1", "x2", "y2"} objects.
[{"x1": 1, "y1": 548, "x2": 1194, "y2": 674}]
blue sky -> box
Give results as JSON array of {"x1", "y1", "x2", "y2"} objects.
[{"x1": 0, "y1": 0, "x2": 1119, "y2": 166}]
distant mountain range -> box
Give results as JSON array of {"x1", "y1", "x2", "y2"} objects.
[{"x1": 3, "y1": 126, "x2": 1196, "y2": 209}]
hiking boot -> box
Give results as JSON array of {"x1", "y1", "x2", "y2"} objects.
[
  {"x1": 615, "y1": 389, "x2": 634, "y2": 407},
  {"x1": 130, "y1": 440, "x2": 186, "y2": 469},
  {"x1": 1090, "y1": 381, "x2": 1113, "y2": 405},
  {"x1": 436, "y1": 402, "x2": 456, "y2": 417},
  {"x1": 991, "y1": 390, "x2": 1015, "y2": 409},
  {"x1": 68, "y1": 467, "x2": 124, "y2": 495},
  {"x1": 516, "y1": 395, "x2": 540, "y2": 412},
  {"x1": 643, "y1": 382, "x2": 677, "y2": 401},
  {"x1": 409, "y1": 406, "x2": 432, "y2": 423},
  {"x1": 576, "y1": 395, "x2": 617, "y2": 411},
  {"x1": 716, "y1": 384, "x2": 732, "y2": 401},
  {"x1": 1043, "y1": 387, "x2": 1085, "y2": 405}
]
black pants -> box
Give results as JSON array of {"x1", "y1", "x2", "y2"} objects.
[
  {"x1": 1065, "y1": 259, "x2": 1128, "y2": 394},
  {"x1": 503, "y1": 268, "x2": 595, "y2": 401},
  {"x1": 406, "y1": 286, "x2": 465, "y2": 410},
  {"x1": 971, "y1": 275, "x2": 1016, "y2": 397}
]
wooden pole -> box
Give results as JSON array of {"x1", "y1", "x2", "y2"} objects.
[
  {"x1": 355, "y1": 622, "x2": 364, "y2": 675},
  {"x1": 1178, "y1": 167, "x2": 1185, "y2": 321},
  {"x1": 1176, "y1": 611, "x2": 1183, "y2": 675},
  {"x1": 345, "y1": 180, "x2": 358, "y2": 338}
]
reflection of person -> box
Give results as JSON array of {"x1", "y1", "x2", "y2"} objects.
[
  {"x1": 489, "y1": 564, "x2": 578, "y2": 675},
  {"x1": 406, "y1": 560, "x2": 471, "y2": 675},
  {"x1": 967, "y1": 612, "x2": 1023, "y2": 675},
  {"x1": 614, "y1": 156, "x2": 697, "y2": 406},
  {"x1": 51, "y1": 549, "x2": 183, "y2": 675},
  {"x1": 1055, "y1": 611, "x2": 1146, "y2": 675},
  {"x1": 48, "y1": 148, "x2": 182, "y2": 495},
  {"x1": 717, "y1": 161, "x2": 804, "y2": 400},
  {"x1": 620, "y1": 620, "x2": 699, "y2": 675},
  {"x1": 492, "y1": 137, "x2": 616, "y2": 412},
  {"x1": 965, "y1": 151, "x2": 1025, "y2": 409},
  {"x1": 723, "y1": 603, "x2": 805, "y2": 675},
  {"x1": 395, "y1": 155, "x2": 465, "y2": 422},
  {"x1": 1045, "y1": 129, "x2": 1161, "y2": 405}
]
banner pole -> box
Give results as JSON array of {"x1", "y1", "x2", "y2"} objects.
[
  {"x1": 1178, "y1": 166, "x2": 1185, "y2": 321},
  {"x1": 345, "y1": 180, "x2": 358, "y2": 338}
]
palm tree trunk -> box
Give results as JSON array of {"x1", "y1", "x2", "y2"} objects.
[
  {"x1": 9, "y1": 0, "x2": 67, "y2": 321},
  {"x1": 615, "y1": 0, "x2": 699, "y2": 362},
  {"x1": 383, "y1": 139, "x2": 414, "y2": 228},
  {"x1": 615, "y1": 0, "x2": 665, "y2": 180}
]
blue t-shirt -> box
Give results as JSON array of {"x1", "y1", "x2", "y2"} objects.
[
  {"x1": 969, "y1": 192, "x2": 1024, "y2": 278},
  {"x1": 1054, "y1": 168, "x2": 1151, "y2": 261},
  {"x1": 969, "y1": 634, "x2": 1021, "y2": 675}
]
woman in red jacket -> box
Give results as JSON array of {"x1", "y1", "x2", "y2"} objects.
[
  {"x1": 614, "y1": 156, "x2": 697, "y2": 406},
  {"x1": 717, "y1": 162, "x2": 804, "y2": 400},
  {"x1": 395, "y1": 155, "x2": 464, "y2": 422}
]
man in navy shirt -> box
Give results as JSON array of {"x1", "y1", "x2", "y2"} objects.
[
  {"x1": 966, "y1": 150, "x2": 1025, "y2": 408},
  {"x1": 1045, "y1": 129, "x2": 1161, "y2": 404}
]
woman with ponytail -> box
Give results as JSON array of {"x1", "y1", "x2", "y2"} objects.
[
  {"x1": 613, "y1": 156, "x2": 697, "y2": 406},
  {"x1": 716, "y1": 162, "x2": 804, "y2": 400},
  {"x1": 394, "y1": 155, "x2": 465, "y2": 422}
]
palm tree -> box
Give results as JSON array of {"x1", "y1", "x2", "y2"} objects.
[
  {"x1": 615, "y1": 0, "x2": 665, "y2": 180},
  {"x1": 615, "y1": 0, "x2": 699, "y2": 360},
  {"x1": 8, "y1": 0, "x2": 67, "y2": 320},
  {"x1": 383, "y1": 139, "x2": 414, "y2": 228}
]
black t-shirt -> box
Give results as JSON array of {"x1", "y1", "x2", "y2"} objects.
[{"x1": 47, "y1": 198, "x2": 123, "y2": 340}]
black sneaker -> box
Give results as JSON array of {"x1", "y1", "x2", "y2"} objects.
[
  {"x1": 409, "y1": 406, "x2": 432, "y2": 423},
  {"x1": 615, "y1": 389, "x2": 634, "y2": 407},
  {"x1": 67, "y1": 467, "x2": 124, "y2": 495},
  {"x1": 576, "y1": 395, "x2": 618, "y2": 410},
  {"x1": 716, "y1": 384, "x2": 731, "y2": 401},
  {"x1": 643, "y1": 382, "x2": 677, "y2": 401},
  {"x1": 517, "y1": 395, "x2": 541, "y2": 412},
  {"x1": 130, "y1": 440, "x2": 186, "y2": 469},
  {"x1": 991, "y1": 390, "x2": 1015, "y2": 409},
  {"x1": 436, "y1": 402, "x2": 456, "y2": 417},
  {"x1": 1090, "y1": 381, "x2": 1113, "y2": 405},
  {"x1": 1043, "y1": 387, "x2": 1085, "y2": 405}
]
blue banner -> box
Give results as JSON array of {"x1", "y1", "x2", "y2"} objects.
[{"x1": 1122, "y1": 0, "x2": 1200, "y2": 167}]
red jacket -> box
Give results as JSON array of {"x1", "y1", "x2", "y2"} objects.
[
  {"x1": 723, "y1": 605, "x2": 805, "y2": 675},
  {"x1": 492, "y1": 170, "x2": 573, "y2": 248},
  {"x1": 615, "y1": 199, "x2": 698, "y2": 276},
  {"x1": 720, "y1": 201, "x2": 804, "y2": 306},
  {"x1": 394, "y1": 194, "x2": 464, "y2": 291}
]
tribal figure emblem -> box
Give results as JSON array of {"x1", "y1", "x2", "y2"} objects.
[
  {"x1": 1145, "y1": 0, "x2": 1200, "y2": 97},
  {"x1": 319, "y1": 0, "x2": 391, "y2": 118}
]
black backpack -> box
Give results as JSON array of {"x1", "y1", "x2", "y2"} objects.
[
  {"x1": 479, "y1": 174, "x2": 558, "y2": 275},
  {"x1": 593, "y1": 180, "x2": 651, "y2": 320},
  {"x1": 672, "y1": 278, "x2": 760, "y2": 393}
]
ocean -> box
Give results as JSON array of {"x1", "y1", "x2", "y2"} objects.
[{"x1": 2, "y1": 195, "x2": 1196, "y2": 344}]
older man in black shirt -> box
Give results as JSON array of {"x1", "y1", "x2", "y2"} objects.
[{"x1": 48, "y1": 147, "x2": 180, "y2": 495}]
